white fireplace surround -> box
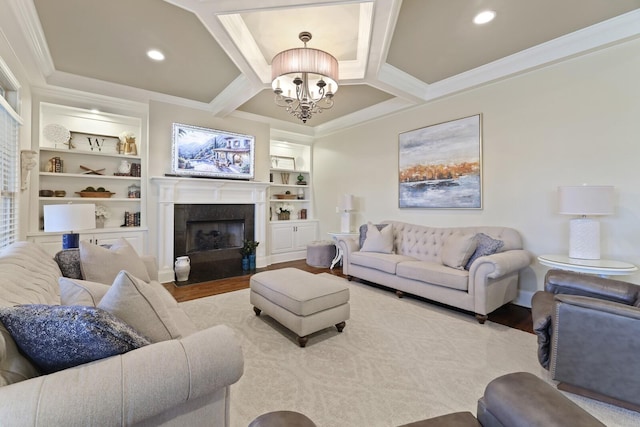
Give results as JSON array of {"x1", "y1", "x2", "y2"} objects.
[{"x1": 151, "y1": 176, "x2": 270, "y2": 283}]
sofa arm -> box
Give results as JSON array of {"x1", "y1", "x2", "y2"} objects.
[
  {"x1": 470, "y1": 249, "x2": 531, "y2": 280},
  {"x1": 550, "y1": 294, "x2": 640, "y2": 406},
  {"x1": 337, "y1": 237, "x2": 359, "y2": 275},
  {"x1": 0, "y1": 325, "x2": 243, "y2": 426},
  {"x1": 545, "y1": 269, "x2": 639, "y2": 305},
  {"x1": 531, "y1": 291, "x2": 555, "y2": 369},
  {"x1": 477, "y1": 372, "x2": 605, "y2": 427}
]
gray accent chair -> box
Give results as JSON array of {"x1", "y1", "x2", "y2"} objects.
[
  {"x1": 532, "y1": 269, "x2": 640, "y2": 412},
  {"x1": 398, "y1": 372, "x2": 604, "y2": 427}
]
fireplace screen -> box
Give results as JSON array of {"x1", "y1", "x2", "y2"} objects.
[{"x1": 186, "y1": 219, "x2": 244, "y2": 253}]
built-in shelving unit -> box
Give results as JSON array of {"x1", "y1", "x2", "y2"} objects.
[
  {"x1": 27, "y1": 100, "x2": 148, "y2": 255},
  {"x1": 268, "y1": 140, "x2": 318, "y2": 263}
]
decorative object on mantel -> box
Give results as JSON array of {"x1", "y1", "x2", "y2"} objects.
[
  {"x1": 94, "y1": 205, "x2": 110, "y2": 228},
  {"x1": 79, "y1": 165, "x2": 106, "y2": 175},
  {"x1": 272, "y1": 31, "x2": 338, "y2": 124},
  {"x1": 20, "y1": 149, "x2": 37, "y2": 190},
  {"x1": 76, "y1": 186, "x2": 115, "y2": 198}
]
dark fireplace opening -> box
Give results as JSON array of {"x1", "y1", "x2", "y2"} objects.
[{"x1": 174, "y1": 204, "x2": 255, "y2": 284}]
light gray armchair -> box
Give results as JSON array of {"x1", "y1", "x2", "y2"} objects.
[{"x1": 532, "y1": 269, "x2": 640, "y2": 412}]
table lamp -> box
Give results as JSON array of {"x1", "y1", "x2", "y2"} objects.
[
  {"x1": 44, "y1": 203, "x2": 96, "y2": 249},
  {"x1": 558, "y1": 185, "x2": 614, "y2": 260},
  {"x1": 339, "y1": 194, "x2": 354, "y2": 233}
]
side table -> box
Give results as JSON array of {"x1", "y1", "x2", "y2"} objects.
[
  {"x1": 538, "y1": 254, "x2": 637, "y2": 277},
  {"x1": 327, "y1": 231, "x2": 359, "y2": 269}
]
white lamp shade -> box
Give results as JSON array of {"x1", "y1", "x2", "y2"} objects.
[
  {"x1": 44, "y1": 204, "x2": 96, "y2": 232},
  {"x1": 339, "y1": 194, "x2": 354, "y2": 211},
  {"x1": 558, "y1": 186, "x2": 614, "y2": 216}
]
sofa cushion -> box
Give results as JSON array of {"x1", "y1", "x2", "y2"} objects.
[
  {"x1": 397, "y1": 261, "x2": 469, "y2": 291},
  {"x1": 351, "y1": 252, "x2": 415, "y2": 274},
  {"x1": 442, "y1": 233, "x2": 478, "y2": 270},
  {"x1": 465, "y1": 233, "x2": 505, "y2": 270},
  {"x1": 360, "y1": 222, "x2": 394, "y2": 253},
  {"x1": 80, "y1": 238, "x2": 150, "y2": 284},
  {"x1": 359, "y1": 223, "x2": 389, "y2": 249},
  {"x1": 59, "y1": 277, "x2": 111, "y2": 307},
  {"x1": 0, "y1": 304, "x2": 150, "y2": 374},
  {"x1": 1, "y1": 323, "x2": 40, "y2": 386},
  {"x1": 98, "y1": 271, "x2": 196, "y2": 342},
  {"x1": 54, "y1": 248, "x2": 84, "y2": 279}
]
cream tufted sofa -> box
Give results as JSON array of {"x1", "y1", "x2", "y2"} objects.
[
  {"x1": 0, "y1": 241, "x2": 243, "y2": 426},
  {"x1": 338, "y1": 221, "x2": 531, "y2": 323}
]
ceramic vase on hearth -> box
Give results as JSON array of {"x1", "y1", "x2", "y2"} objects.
[
  {"x1": 175, "y1": 256, "x2": 191, "y2": 282},
  {"x1": 249, "y1": 254, "x2": 256, "y2": 270},
  {"x1": 241, "y1": 256, "x2": 249, "y2": 271}
]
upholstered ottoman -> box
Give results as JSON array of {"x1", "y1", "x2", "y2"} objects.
[
  {"x1": 250, "y1": 268, "x2": 350, "y2": 347},
  {"x1": 306, "y1": 240, "x2": 336, "y2": 268}
]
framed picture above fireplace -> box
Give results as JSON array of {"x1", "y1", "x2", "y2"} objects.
[{"x1": 171, "y1": 123, "x2": 255, "y2": 180}]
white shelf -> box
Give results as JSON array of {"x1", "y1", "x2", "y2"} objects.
[
  {"x1": 40, "y1": 147, "x2": 141, "y2": 160},
  {"x1": 40, "y1": 172, "x2": 141, "y2": 180},
  {"x1": 39, "y1": 197, "x2": 140, "y2": 202}
]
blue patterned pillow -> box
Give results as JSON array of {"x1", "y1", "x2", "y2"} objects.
[
  {"x1": 464, "y1": 233, "x2": 504, "y2": 270},
  {"x1": 0, "y1": 305, "x2": 150, "y2": 374}
]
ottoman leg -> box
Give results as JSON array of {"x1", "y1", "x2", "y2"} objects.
[
  {"x1": 335, "y1": 321, "x2": 346, "y2": 332},
  {"x1": 297, "y1": 335, "x2": 309, "y2": 348},
  {"x1": 253, "y1": 306, "x2": 262, "y2": 316}
]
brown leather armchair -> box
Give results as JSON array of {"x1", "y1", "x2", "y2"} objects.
[{"x1": 532, "y1": 269, "x2": 640, "y2": 411}]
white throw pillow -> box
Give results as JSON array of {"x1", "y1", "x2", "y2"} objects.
[
  {"x1": 98, "y1": 271, "x2": 196, "y2": 342},
  {"x1": 58, "y1": 277, "x2": 111, "y2": 307},
  {"x1": 80, "y1": 238, "x2": 150, "y2": 284},
  {"x1": 441, "y1": 233, "x2": 478, "y2": 270},
  {"x1": 360, "y1": 222, "x2": 394, "y2": 254}
]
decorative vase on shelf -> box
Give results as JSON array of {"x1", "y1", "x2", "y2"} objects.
[
  {"x1": 241, "y1": 256, "x2": 249, "y2": 271},
  {"x1": 174, "y1": 256, "x2": 191, "y2": 282},
  {"x1": 118, "y1": 160, "x2": 131, "y2": 174},
  {"x1": 95, "y1": 217, "x2": 105, "y2": 228},
  {"x1": 249, "y1": 254, "x2": 256, "y2": 270}
]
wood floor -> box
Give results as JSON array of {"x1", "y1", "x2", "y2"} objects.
[{"x1": 162, "y1": 259, "x2": 534, "y2": 334}]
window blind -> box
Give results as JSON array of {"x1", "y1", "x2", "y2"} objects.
[{"x1": 0, "y1": 97, "x2": 19, "y2": 247}]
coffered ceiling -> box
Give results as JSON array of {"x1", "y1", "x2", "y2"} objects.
[{"x1": 7, "y1": 0, "x2": 640, "y2": 135}]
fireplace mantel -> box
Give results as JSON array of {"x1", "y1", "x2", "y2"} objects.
[{"x1": 151, "y1": 176, "x2": 269, "y2": 282}]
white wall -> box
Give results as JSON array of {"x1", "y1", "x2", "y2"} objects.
[{"x1": 313, "y1": 38, "x2": 640, "y2": 298}]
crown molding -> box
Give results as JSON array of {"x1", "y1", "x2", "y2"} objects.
[
  {"x1": 31, "y1": 85, "x2": 148, "y2": 115},
  {"x1": 425, "y1": 9, "x2": 640, "y2": 102},
  {"x1": 7, "y1": 0, "x2": 54, "y2": 78}
]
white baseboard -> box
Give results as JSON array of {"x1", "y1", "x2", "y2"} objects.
[{"x1": 513, "y1": 289, "x2": 534, "y2": 308}]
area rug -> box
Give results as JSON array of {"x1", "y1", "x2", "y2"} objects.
[{"x1": 180, "y1": 274, "x2": 640, "y2": 427}]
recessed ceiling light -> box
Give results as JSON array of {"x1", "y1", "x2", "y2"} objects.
[
  {"x1": 147, "y1": 49, "x2": 165, "y2": 61},
  {"x1": 473, "y1": 10, "x2": 496, "y2": 25},
  {"x1": 90, "y1": 108, "x2": 100, "y2": 113}
]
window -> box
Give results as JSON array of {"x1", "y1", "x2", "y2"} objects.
[{"x1": 0, "y1": 56, "x2": 22, "y2": 248}]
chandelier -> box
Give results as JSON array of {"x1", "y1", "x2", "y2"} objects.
[{"x1": 271, "y1": 32, "x2": 339, "y2": 124}]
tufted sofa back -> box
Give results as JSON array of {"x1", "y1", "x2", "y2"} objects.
[{"x1": 383, "y1": 221, "x2": 523, "y2": 263}]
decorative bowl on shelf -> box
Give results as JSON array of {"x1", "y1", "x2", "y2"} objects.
[
  {"x1": 275, "y1": 194, "x2": 297, "y2": 199},
  {"x1": 39, "y1": 190, "x2": 54, "y2": 197},
  {"x1": 75, "y1": 191, "x2": 115, "y2": 198}
]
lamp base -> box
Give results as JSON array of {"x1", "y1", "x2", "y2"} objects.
[
  {"x1": 62, "y1": 233, "x2": 80, "y2": 249},
  {"x1": 340, "y1": 212, "x2": 351, "y2": 233},
  {"x1": 569, "y1": 218, "x2": 600, "y2": 260}
]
